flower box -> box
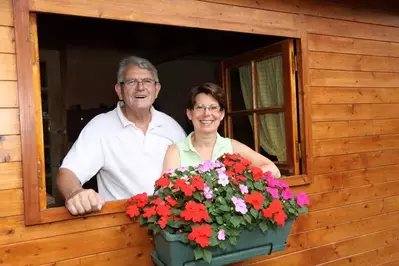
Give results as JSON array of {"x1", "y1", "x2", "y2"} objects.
[{"x1": 151, "y1": 220, "x2": 293, "y2": 266}]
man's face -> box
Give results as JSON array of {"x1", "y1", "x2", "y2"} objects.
[{"x1": 115, "y1": 65, "x2": 160, "y2": 111}]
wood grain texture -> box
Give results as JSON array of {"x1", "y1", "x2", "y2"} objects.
[
  {"x1": 341, "y1": 164, "x2": 399, "y2": 188},
  {"x1": 313, "y1": 134, "x2": 399, "y2": 157},
  {"x1": 0, "y1": 27, "x2": 14, "y2": 54},
  {"x1": 308, "y1": 34, "x2": 399, "y2": 57},
  {"x1": 0, "y1": 161, "x2": 22, "y2": 190},
  {"x1": 29, "y1": 0, "x2": 300, "y2": 37},
  {"x1": 311, "y1": 87, "x2": 399, "y2": 104},
  {"x1": 0, "y1": 189, "x2": 23, "y2": 217},
  {"x1": 0, "y1": 53, "x2": 16, "y2": 80},
  {"x1": 0, "y1": 0, "x2": 13, "y2": 26},
  {"x1": 312, "y1": 104, "x2": 399, "y2": 121},
  {"x1": 0, "y1": 135, "x2": 21, "y2": 163},
  {"x1": 0, "y1": 109, "x2": 19, "y2": 135},
  {"x1": 313, "y1": 149, "x2": 399, "y2": 174},
  {"x1": 0, "y1": 81, "x2": 18, "y2": 107},
  {"x1": 310, "y1": 51, "x2": 399, "y2": 72}
]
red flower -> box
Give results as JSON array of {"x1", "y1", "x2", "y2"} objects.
[
  {"x1": 165, "y1": 196, "x2": 178, "y2": 207},
  {"x1": 188, "y1": 224, "x2": 213, "y2": 248},
  {"x1": 158, "y1": 216, "x2": 168, "y2": 229},
  {"x1": 126, "y1": 204, "x2": 140, "y2": 218},
  {"x1": 241, "y1": 157, "x2": 252, "y2": 166},
  {"x1": 150, "y1": 197, "x2": 162, "y2": 206},
  {"x1": 245, "y1": 191, "x2": 265, "y2": 210},
  {"x1": 174, "y1": 179, "x2": 195, "y2": 196},
  {"x1": 155, "y1": 177, "x2": 170, "y2": 188},
  {"x1": 192, "y1": 175, "x2": 205, "y2": 191},
  {"x1": 269, "y1": 199, "x2": 283, "y2": 213},
  {"x1": 156, "y1": 204, "x2": 171, "y2": 217},
  {"x1": 233, "y1": 162, "x2": 246, "y2": 174},
  {"x1": 133, "y1": 193, "x2": 148, "y2": 208},
  {"x1": 143, "y1": 206, "x2": 157, "y2": 218},
  {"x1": 274, "y1": 211, "x2": 287, "y2": 228},
  {"x1": 180, "y1": 201, "x2": 210, "y2": 223},
  {"x1": 250, "y1": 166, "x2": 263, "y2": 182},
  {"x1": 225, "y1": 171, "x2": 235, "y2": 178},
  {"x1": 262, "y1": 208, "x2": 273, "y2": 218}
]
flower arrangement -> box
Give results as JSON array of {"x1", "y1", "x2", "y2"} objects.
[{"x1": 126, "y1": 153, "x2": 310, "y2": 263}]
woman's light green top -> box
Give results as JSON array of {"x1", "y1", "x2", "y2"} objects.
[{"x1": 176, "y1": 132, "x2": 233, "y2": 167}]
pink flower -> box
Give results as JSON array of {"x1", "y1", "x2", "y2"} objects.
[
  {"x1": 217, "y1": 229, "x2": 225, "y2": 240},
  {"x1": 282, "y1": 189, "x2": 293, "y2": 200},
  {"x1": 296, "y1": 192, "x2": 310, "y2": 207},
  {"x1": 232, "y1": 196, "x2": 248, "y2": 214},
  {"x1": 203, "y1": 184, "x2": 213, "y2": 200},
  {"x1": 266, "y1": 187, "x2": 279, "y2": 199},
  {"x1": 239, "y1": 184, "x2": 248, "y2": 194},
  {"x1": 266, "y1": 177, "x2": 280, "y2": 188}
]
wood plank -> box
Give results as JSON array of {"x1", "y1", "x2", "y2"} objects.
[
  {"x1": 40, "y1": 246, "x2": 153, "y2": 266},
  {"x1": 0, "y1": 135, "x2": 21, "y2": 163},
  {"x1": 310, "y1": 69, "x2": 399, "y2": 88},
  {"x1": 313, "y1": 134, "x2": 399, "y2": 157},
  {"x1": 311, "y1": 87, "x2": 399, "y2": 104},
  {"x1": 380, "y1": 258, "x2": 399, "y2": 266},
  {"x1": 321, "y1": 242, "x2": 399, "y2": 266},
  {"x1": 313, "y1": 119, "x2": 399, "y2": 139},
  {"x1": 244, "y1": 227, "x2": 399, "y2": 266},
  {"x1": 308, "y1": 34, "x2": 399, "y2": 57},
  {"x1": 0, "y1": 162, "x2": 22, "y2": 190},
  {"x1": 312, "y1": 104, "x2": 399, "y2": 122},
  {"x1": 0, "y1": 223, "x2": 152, "y2": 265},
  {"x1": 341, "y1": 164, "x2": 399, "y2": 188},
  {"x1": 30, "y1": 0, "x2": 300, "y2": 37},
  {"x1": 0, "y1": 26, "x2": 15, "y2": 54},
  {"x1": 0, "y1": 0, "x2": 13, "y2": 26},
  {"x1": 0, "y1": 189, "x2": 23, "y2": 217},
  {"x1": 309, "y1": 51, "x2": 399, "y2": 72},
  {"x1": 290, "y1": 172, "x2": 344, "y2": 195},
  {"x1": 293, "y1": 195, "x2": 399, "y2": 234},
  {"x1": 305, "y1": 15, "x2": 399, "y2": 42},
  {"x1": 309, "y1": 180, "x2": 399, "y2": 211},
  {"x1": 313, "y1": 149, "x2": 399, "y2": 174},
  {"x1": 0, "y1": 213, "x2": 133, "y2": 246},
  {"x1": 0, "y1": 53, "x2": 17, "y2": 80},
  {"x1": 0, "y1": 81, "x2": 18, "y2": 107},
  {"x1": 0, "y1": 109, "x2": 20, "y2": 135}
]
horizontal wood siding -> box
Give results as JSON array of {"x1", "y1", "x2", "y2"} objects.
[{"x1": 0, "y1": 0, "x2": 397, "y2": 265}]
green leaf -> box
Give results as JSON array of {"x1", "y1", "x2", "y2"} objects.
[
  {"x1": 162, "y1": 187, "x2": 172, "y2": 195},
  {"x1": 217, "y1": 196, "x2": 227, "y2": 205},
  {"x1": 250, "y1": 208, "x2": 259, "y2": 219},
  {"x1": 259, "y1": 221, "x2": 268, "y2": 232},
  {"x1": 299, "y1": 206, "x2": 308, "y2": 214},
  {"x1": 209, "y1": 235, "x2": 218, "y2": 246},
  {"x1": 204, "y1": 201, "x2": 213, "y2": 208},
  {"x1": 170, "y1": 208, "x2": 181, "y2": 216},
  {"x1": 254, "y1": 181, "x2": 264, "y2": 190},
  {"x1": 194, "y1": 247, "x2": 204, "y2": 260},
  {"x1": 219, "y1": 204, "x2": 231, "y2": 212},
  {"x1": 229, "y1": 236, "x2": 237, "y2": 246},
  {"x1": 245, "y1": 179, "x2": 254, "y2": 189},
  {"x1": 229, "y1": 229, "x2": 241, "y2": 237},
  {"x1": 193, "y1": 192, "x2": 202, "y2": 201},
  {"x1": 244, "y1": 214, "x2": 252, "y2": 224},
  {"x1": 219, "y1": 242, "x2": 227, "y2": 250},
  {"x1": 216, "y1": 216, "x2": 224, "y2": 225},
  {"x1": 203, "y1": 249, "x2": 213, "y2": 263},
  {"x1": 139, "y1": 216, "x2": 146, "y2": 225},
  {"x1": 147, "y1": 216, "x2": 157, "y2": 223},
  {"x1": 230, "y1": 216, "x2": 241, "y2": 228}
]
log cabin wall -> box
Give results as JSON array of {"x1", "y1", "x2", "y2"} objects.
[{"x1": 1, "y1": 0, "x2": 399, "y2": 265}]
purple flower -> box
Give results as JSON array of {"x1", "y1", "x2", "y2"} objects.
[
  {"x1": 266, "y1": 187, "x2": 279, "y2": 199},
  {"x1": 217, "y1": 229, "x2": 225, "y2": 240},
  {"x1": 203, "y1": 184, "x2": 213, "y2": 200},
  {"x1": 282, "y1": 189, "x2": 293, "y2": 200},
  {"x1": 296, "y1": 192, "x2": 310, "y2": 207},
  {"x1": 177, "y1": 166, "x2": 189, "y2": 172},
  {"x1": 239, "y1": 184, "x2": 248, "y2": 194},
  {"x1": 232, "y1": 196, "x2": 247, "y2": 214},
  {"x1": 266, "y1": 177, "x2": 280, "y2": 188},
  {"x1": 218, "y1": 173, "x2": 229, "y2": 186},
  {"x1": 216, "y1": 167, "x2": 226, "y2": 175},
  {"x1": 197, "y1": 160, "x2": 223, "y2": 173}
]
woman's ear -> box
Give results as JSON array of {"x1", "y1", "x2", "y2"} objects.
[
  {"x1": 220, "y1": 109, "x2": 225, "y2": 121},
  {"x1": 186, "y1": 109, "x2": 192, "y2": 121}
]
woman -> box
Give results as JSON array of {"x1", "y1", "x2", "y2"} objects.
[{"x1": 162, "y1": 82, "x2": 281, "y2": 178}]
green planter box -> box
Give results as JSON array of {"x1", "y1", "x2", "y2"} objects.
[{"x1": 151, "y1": 220, "x2": 293, "y2": 266}]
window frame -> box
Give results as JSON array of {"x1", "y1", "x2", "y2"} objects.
[
  {"x1": 221, "y1": 39, "x2": 300, "y2": 176},
  {"x1": 14, "y1": 0, "x2": 312, "y2": 226}
]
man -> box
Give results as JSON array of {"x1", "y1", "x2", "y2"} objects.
[{"x1": 57, "y1": 56, "x2": 186, "y2": 216}]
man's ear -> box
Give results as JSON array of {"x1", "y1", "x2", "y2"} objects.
[
  {"x1": 115, "y1": 83, "x2": 123, "y2": 100},
  {"x1": 155, "y1": 82, "x2": 161, "y2": 98}
]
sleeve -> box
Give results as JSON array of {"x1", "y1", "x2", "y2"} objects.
[{"x1": 60, "y1": 119, "x2": 105, "y2": 185}]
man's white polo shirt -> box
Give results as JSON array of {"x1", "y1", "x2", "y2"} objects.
[{"x1": 60, "y1": 102, "x2": 186, "y2": 201}]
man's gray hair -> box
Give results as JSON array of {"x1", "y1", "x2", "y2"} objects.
[{"x1": 117, "y1": 56, "x2": 159, "y2": 83}]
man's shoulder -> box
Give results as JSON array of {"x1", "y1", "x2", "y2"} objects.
[{"x1": 84, "y1": 108, "x2": 120, "y2": 132}]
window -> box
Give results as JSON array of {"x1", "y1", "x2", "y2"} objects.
[{"x1": 221, "y1": 40, "x2": 302, "y2": 177}]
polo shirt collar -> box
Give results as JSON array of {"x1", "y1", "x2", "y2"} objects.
[
  {"x1": 182, "y1": 132, "x2": 223, "y2": 152},
  {"x1": 116, "y1": 101, "x2": 162, "y2": 129}
]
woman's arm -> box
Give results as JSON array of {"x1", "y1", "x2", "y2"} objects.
[
  {"x1": 231, "y1": 139, "x2": 281, "y2": 178},
  {"x1": 162, "y1": 144, "x2": 181, "y2": 173}
]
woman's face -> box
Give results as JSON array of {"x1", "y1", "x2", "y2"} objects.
[{"x1": 187, "y1": 93, "x2": 224, "y2": 134}]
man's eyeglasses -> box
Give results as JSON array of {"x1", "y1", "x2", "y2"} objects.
[
  {"x1": 193, "y1": 104, "x2": 221, "y2": 113},
  {"x1": 120, "y1": 78, "x2": 156, "y2": 88}
]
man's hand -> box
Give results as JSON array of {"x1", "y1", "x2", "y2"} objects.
[{"x1": 65, "y1": 188, "x2": 106, "y2": 216}]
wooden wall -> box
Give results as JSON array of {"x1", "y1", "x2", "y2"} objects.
[{"x1": 1, "y1": 0, "x2": 399, "y2": 265}]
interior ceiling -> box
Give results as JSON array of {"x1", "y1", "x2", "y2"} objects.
[{"x1": 37, "y1": 13, "x2": 285, "y2": 64}]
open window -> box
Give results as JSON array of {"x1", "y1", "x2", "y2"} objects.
[{"x1": 221, "y1": 40, "x2": 301, "y2": 177}]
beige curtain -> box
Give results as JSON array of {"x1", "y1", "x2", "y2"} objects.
[{"x1": 238, "y1": 56, "x2": 287, "y2": 162}]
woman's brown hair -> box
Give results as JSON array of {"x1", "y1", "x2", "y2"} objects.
[{"x1": 186, "y1": 82, "x2": 226, "y2": 111}]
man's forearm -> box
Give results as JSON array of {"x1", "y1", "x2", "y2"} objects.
[{"x1": 56, "y1": 168, "x2": 82, "y2": 201}]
